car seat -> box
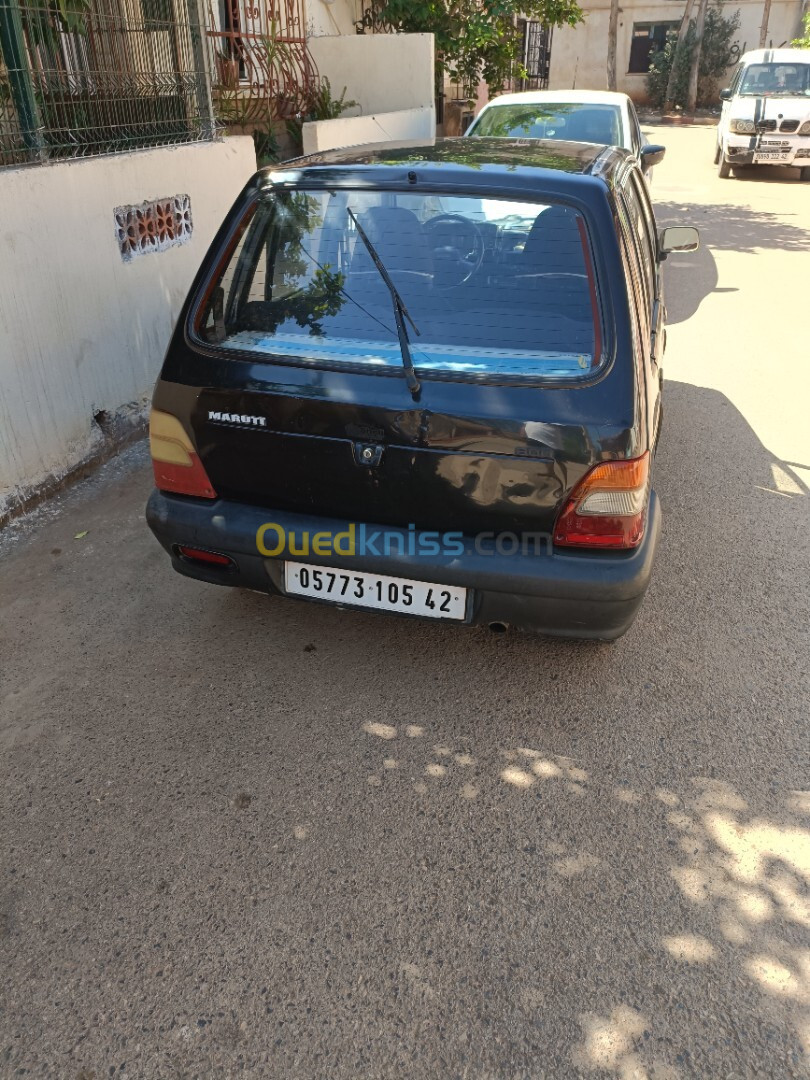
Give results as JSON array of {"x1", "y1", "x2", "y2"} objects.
[
  {"x1": 565, "y1": 109, "x2": 615, "y2": 145},
  {"x1": 348, "y1": 206, "x2": 433, "y2": 284},
  {"x1": 516, "y1": 205, "x2": 592, "y2": 325}
]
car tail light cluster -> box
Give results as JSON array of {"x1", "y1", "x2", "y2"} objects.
[
  {"x1": 554, "y1": 452, "x2": 650, "y2": 550},
  {"x1": 149, "y1": 409, "x2": 217, "y2": 499}
]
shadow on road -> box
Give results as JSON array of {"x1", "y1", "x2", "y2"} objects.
[
  {"x1": 655, "y1": 199, "x2": 810, "y2": 253},
  {"x1": 730, "y1": 163, "x2": 806, "y2": 184},
  {"x1": 661, "y1": 240, "x2": 720, "y2": 323},
  {"x1": 1, "y1": 383, "x2": 808, "y2": 1076},
  {"x1": 655, "y1": 199, "x2": 810, "y2": 322}
]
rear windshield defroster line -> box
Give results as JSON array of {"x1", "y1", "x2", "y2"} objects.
[{"x1": 191, "y1": 187, "x2": 605, "y2": 385}]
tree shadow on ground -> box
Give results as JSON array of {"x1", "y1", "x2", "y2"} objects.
[
  {"x1": 654, "y1": 199, "x2": 810, "y2": 253},
  {"x1": 655, "y1": 198, "x2": 810, "y2": 322},
  {"x1": 1, "y1": 383, "x2": 809, "y2": 1077}
]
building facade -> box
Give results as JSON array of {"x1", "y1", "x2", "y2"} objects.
[{"x1": 547, "y1": 0, "x2": 806, "y2": 102}]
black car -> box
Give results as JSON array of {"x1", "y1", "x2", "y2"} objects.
[{"x1": 146, "y1": 138, "x2": 698, "y2": 640}]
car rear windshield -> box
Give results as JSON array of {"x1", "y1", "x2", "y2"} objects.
[
  {"x1": 195, "y1": 188, "x2": 603, "y2": 381},
  {"x1": 469, "y1": 103, "x2": 622, "y2": 145},
  {"x1": 739, "y1": 63, "x2": 810, "y2": 95}
]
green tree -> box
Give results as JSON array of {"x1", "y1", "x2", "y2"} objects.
[
  {"x1": 367, "y1": 0, "x2": 583, "y2": 99},
  {"x1": 646, "y1": 3, "x2": 740, "y2": 109},
  {"x1": 792, "y1": 10, "x2": 810, "y2": 46}
]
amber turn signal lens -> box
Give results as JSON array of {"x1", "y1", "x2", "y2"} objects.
[{"x1": 554, "y1": 452, "x2": 650, "y2": 549}]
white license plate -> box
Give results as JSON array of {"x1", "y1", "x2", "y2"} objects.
[
  {"x1": 284, "y1": 562, "x2": 467, "y2": 620},
  {"x1": 754, "y1": 152, "x2": 791, "y2": 162}
]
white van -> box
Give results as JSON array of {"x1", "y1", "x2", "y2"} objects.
[{"x1": 715, "y1": 48, "x2": 810, "y2": 179}]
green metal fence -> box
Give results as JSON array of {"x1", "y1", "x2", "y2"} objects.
[{"x1": 0, "y1": 0, "x2": 215, "y2": 167}]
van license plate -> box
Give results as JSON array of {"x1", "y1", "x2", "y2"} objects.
[
  {"x1": 284, "y1": 562, "x2": 467, "y2": 620},
  {"x1": 754, "y1": 151, "x2": 790, "y2": 162}
]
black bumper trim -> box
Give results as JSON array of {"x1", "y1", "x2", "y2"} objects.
[{"x1": 146, "y1": 490, "x2": 661, "y2": 640}]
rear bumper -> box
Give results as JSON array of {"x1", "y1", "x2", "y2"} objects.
[{"x1": 145, "y1": 490, "x2": 662, "y2": 640}]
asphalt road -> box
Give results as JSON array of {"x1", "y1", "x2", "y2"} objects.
[{"x1": 1, "y1": 126, "x2": 809, "y2": 1079}]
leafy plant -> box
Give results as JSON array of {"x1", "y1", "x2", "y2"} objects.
[
  {"x1": 213, "y1": 32, "x2": 351, "y2": 164},
  {"x1": 284, "y1": 78, "x2": 358, "y2": 157},
  {"x1": 792, "y1": 10, "x2": 810, "y2": 47},
  {"x1": 646, "y1": 3, "x2": 740, "y2": 109},
  {"x1": 364, "y1": 0, "x2": 583, "y2": 102},
  {"x1": 22, "y1": 0, "x2": 91, "y2": 47}
]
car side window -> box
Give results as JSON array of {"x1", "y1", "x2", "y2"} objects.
[
  {"x1": 617, "y1": 217, "x2": 647, "y2": 362},
  {"x1": 621, "y1": 175, "x2": 656, "y2": 317},
  {"x1": 729, "y1": 64, "x2": 743, "y2": 94},
  {"x1": 629, "y1": 170, "x2": 659, "y2": 272}
]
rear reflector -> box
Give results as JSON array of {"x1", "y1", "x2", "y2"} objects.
[
  {"x1": 177, "y1": 546, "x2": 233, "y2": 567},
  {"x1": 554, "y1": 453, "x2": 650, "y2": 550},
  {"x1": 149, "y1": 409, "x2": 217, "y2": 499}
]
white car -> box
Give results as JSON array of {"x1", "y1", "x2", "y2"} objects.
[
  {"x1": 716, "y1": 48, "x2": 810, "y2": 180},
  {"x1": 464, "y1": 89, "x2": 666, "y2": 177}
]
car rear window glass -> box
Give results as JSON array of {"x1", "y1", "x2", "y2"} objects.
[
  {"x1": 738, "y1": 63, "x2": 810, "y2": 95},
  {"x1": 469, "y1": 103, "x2": 622, "y2": 145},
  {"x1": 195, "y1": 189, "x2": 603, "y2": 381}
]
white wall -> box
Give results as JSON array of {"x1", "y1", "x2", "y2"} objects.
[
  {"x1": 549, "y1": 0, "x2": 805, "y2": 102},
  {"x1": 306, "y1": 0, "x2": 358, "y2": 37},
  {"x1": 0, "y1": 137, "x2": 256, "y2": 518},
  {"x1": 307, "y1": 33, "x2": 435, "y2": 115},
  {"x1": 302, "y1": 106, "x2": 436, "y2": 154}
]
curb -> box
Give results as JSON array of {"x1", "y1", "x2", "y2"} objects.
[{"x1": 640, "y1": 114, "x2": 719, "y2": 127}]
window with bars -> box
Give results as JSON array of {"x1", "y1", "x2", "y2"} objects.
[{"x1": 628, "y1": 22, "x2": 678, "y2": 75}]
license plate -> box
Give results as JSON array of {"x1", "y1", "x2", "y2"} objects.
[
  {"x1": 754, "y1": 151, "x2": 791, "y2": 162},
  {"x1": 284, "y1": 562, "x2": 467, "y2": 620}
]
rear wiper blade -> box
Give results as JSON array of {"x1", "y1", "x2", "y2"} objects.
[{"x1": 347, "y1": 207, "x2": 421, "y2": 400}]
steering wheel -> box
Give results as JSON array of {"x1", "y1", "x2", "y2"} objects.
[{"x1": 424, "y1": 213, "x2": 485, "y2": 288}]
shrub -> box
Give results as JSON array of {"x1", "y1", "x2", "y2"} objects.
[
  {"x1": 646, "y1": 3, "x2": 741, "y2": 109},
  {"x1": 793, "y1": 10, "x2": 810, "y2": 47}
]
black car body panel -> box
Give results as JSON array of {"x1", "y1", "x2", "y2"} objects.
[{"x1": 147, "y1": 138, "x2": 672, "y2": 639}]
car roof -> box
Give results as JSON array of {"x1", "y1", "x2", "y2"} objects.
[
  {"x1": 271, "y1": 137, "x2": 626, "y2": 178},
  {"x1": 738, "y1": 48, "x2": 810, "y2": 64},
  {"x1": 477, "y1": 89, "x2": 630, "y2": 108}
]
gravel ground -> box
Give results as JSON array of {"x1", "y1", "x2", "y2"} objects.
[{"x1": 1, "y1": 126, "x2": 809, "y2": 1079}]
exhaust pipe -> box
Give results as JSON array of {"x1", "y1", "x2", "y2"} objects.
[{"x1": 488, "y1": 621, "x2": 509, "y2": 634}]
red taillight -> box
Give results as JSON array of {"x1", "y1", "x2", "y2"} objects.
[
  {"x1": 177, "y1": 546, "x2": 233, "y2": 567},
  {"x1": 149, "y1": 409, "x2": 217, "y2": 499},
  {"x1": 554, "y1": 453, "x2": 650, "y2": 550}
]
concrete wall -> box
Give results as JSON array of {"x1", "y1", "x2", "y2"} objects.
[
  {"x1": 306, "y1": 0, "x2": 358, "y2": 37},
  {"x1": 302, "y1": 106, "x2": 436, "y2": 154},
  {"x1": 307, "y1": 33, "x2": 435, "y2": 115},
  {"x1": 549, "y1": 0, "x2": 805, "y2": 103},
  {"x1": 0, "y1": 137, "x2": 256, "y2": 520}
]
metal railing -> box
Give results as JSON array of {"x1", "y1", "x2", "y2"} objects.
[
  {"x1": 0, "y1": 0, "x2": 215, "y2": 167},
  {"x1": 513, "y1": 19, "x2": 552, "y2": 91},
  {"x1": 206, "y1": 0, "x2": 318, "y2": 128}
]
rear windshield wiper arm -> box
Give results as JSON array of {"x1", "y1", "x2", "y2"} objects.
[{"x1": 348, "y1": 207, "x2": 421, "y2": 400}]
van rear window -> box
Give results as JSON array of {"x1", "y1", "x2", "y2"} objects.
[{"x1": 195, "y1": 189, "x2": 603, "y2": 380}]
